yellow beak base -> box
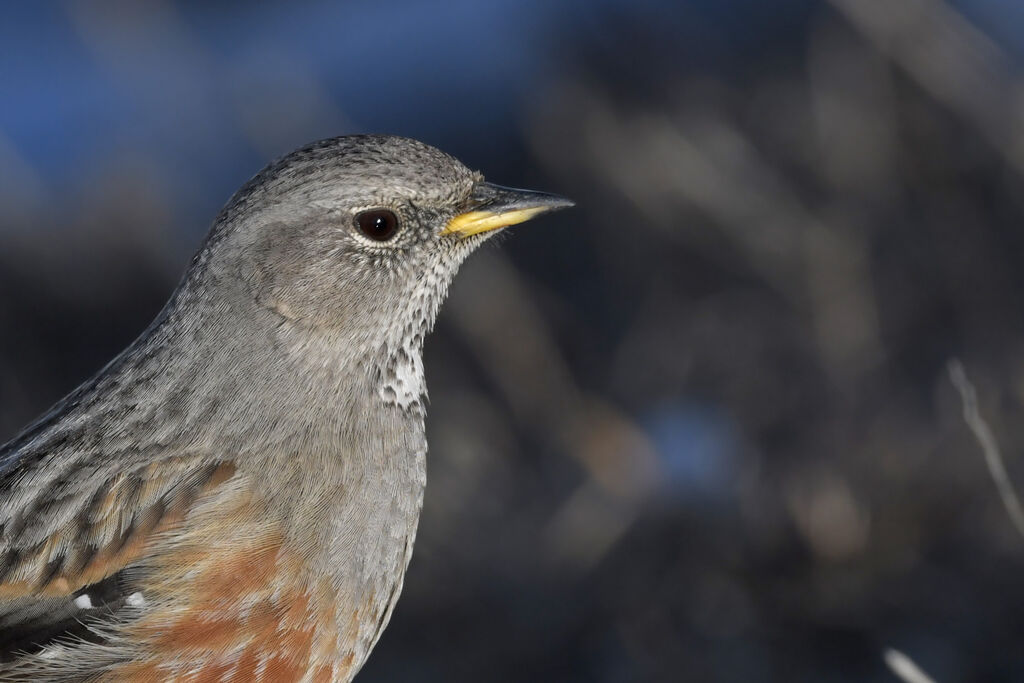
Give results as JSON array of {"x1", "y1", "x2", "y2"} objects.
[
  {"x1": 440, "y1": 183, "x2": 574, "y2": 239},
  {"x1": 442, "y1": 207, "x2": 549, "y2": 238}
]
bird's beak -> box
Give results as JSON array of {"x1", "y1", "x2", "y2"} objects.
[{"x1": 441, "y1": 182, "x2": 574, "y2": 238}]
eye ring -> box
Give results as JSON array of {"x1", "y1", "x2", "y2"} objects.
[{"x1": 355, "y1": 209, "x2": 400, "y2": 242}]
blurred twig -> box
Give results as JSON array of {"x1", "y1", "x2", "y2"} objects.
[
  {"x1": 831, "y1": 0, "x2": 1024, "y2": 176},
  {"x1": 446, "y1": 251, "x2": 662, "y2": 570},
  {"x1": 948, "y1": 359, "x2": 1024, "y2": 540},
  {"x1": 884, "y1": 648, "x2": 938, "y2": 683}
]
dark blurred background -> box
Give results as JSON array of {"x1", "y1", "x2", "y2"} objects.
[{"x1": 3, "y1": 0, "x2": 1024, "y2": 680}]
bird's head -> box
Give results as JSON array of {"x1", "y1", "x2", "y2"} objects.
[{"x1": 190, "y1": 135, "x2": 571, "y2": 395}]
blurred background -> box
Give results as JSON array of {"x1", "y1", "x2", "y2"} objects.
[{"x1": 3, "y1": 0, "x2": 1024, "y2": 680}]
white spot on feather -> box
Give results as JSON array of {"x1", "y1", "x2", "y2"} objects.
[{"x1": 382, "y1": 345, "x2": 425, "y2": 409}]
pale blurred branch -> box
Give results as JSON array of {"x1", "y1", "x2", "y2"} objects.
[
  {"x1": 884, "y1": 648, "x2": 938, "y2": 683},
  {"x1": 446, "y1": 251, "x2": 662, "y2": 570},
  {"x1": 948, "y1": 359, "x2": 1024, "y2": 540},
  {"x1": 831, "y1": 0, "x2": 1024, "y2": 176}
]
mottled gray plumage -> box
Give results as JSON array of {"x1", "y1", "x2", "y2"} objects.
[{"x1": 0, "y1": 135, "x2": 571, "y2": 681}]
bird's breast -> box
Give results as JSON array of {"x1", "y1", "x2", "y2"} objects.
[
  {"x1": 102, "y1": 440, "x2": 426, "y2": 683},
  {"x1": 317, "y1": 443, "x2": 427, "y2": 678}
]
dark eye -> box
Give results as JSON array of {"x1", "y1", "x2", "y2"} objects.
[{"x1": 355, "y1": 209, "x2": 399, "y2": 242}]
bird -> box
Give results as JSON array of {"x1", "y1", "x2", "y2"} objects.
[{"x1": 0, "y1": 135, "x2": 572, "y2": 682}]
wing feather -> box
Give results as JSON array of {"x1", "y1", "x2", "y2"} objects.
[{"x1": 0, "y1": 450, "x2": 237, "y2": 666}]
